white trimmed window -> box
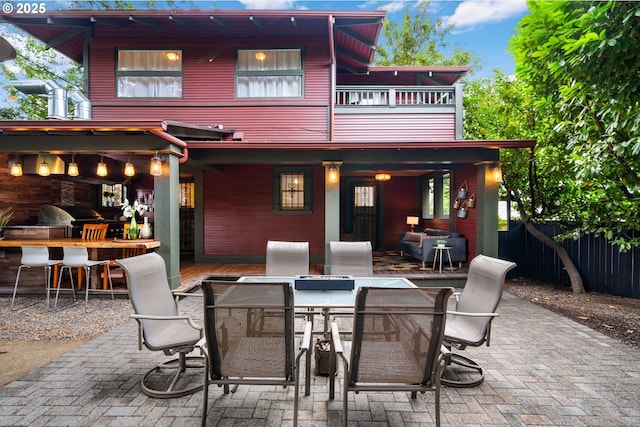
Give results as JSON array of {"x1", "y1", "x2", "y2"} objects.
[
  {"x1": 237, "y1": 49, "x2": 303, "y2": 98},
  {"x1": 117, "y1": 49, "x2": 183, "y2": 98}
]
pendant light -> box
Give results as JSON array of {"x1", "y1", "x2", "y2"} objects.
[
  {"x1": 96, "y1": 156, "x2": 108, "y2": 177},
  {"x1": 124, "y1": 155, "x2": 135, "y2": 177},
  {"x1": 67, "y1": 154, "x2": 79, "y2": 177},
  {"x1": 38, "y1": 159, "x2": 50, "y2": 176},
  {"x1": 10, "y1": 154, "x2": 22, "y2": 177}
]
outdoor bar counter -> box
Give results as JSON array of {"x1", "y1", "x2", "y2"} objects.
[{"x1": 0, "y1": 235, "x2": 160, "y2": 293}]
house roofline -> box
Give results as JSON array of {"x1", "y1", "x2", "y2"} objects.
[{"x1": 0, "y1": 120, "x2": 535, "y2": 151}]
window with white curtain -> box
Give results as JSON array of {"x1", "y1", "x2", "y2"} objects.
[
  {"x1": 237, "y1": 49, "x2": 303, "y2": 98},
  {"x1": 116, "y1": 49, "x2": 183, "y2": 98}
]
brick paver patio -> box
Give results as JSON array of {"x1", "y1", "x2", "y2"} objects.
[{"x1": 1, "y1": 291, "x2": 638, "y2": 426}]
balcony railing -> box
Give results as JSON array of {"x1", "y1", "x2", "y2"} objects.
[{"x1": 335, "y1": 86, "x2": 455, "y2": 107}]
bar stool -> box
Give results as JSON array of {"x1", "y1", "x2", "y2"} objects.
[
  {"x1": 55, "y1": 246, "x2": 113, "y2": 309},
  {"x1": 11, "y1": 246, "x2": 63, "y2": 310}
]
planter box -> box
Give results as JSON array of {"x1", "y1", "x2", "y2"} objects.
[{"x1": 294, "y1": 275, "x2": 354, "y2": 291}]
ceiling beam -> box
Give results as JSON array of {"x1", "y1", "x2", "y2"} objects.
[
  {"x1": 209, "y1": 16, "x2": 228, "y2": 27},
  {"x1": 168, "y1": 15, "x2": 194, "y2": 27},
  {"x1": 90, "y1": 16, "x2": 128, "y2": 27},
  {"x1": 128, "y1": 16, "x2": 160, "y2": 28},
  {"x1": 249, "y1": 15, "x2": 264, "y2": 28}
]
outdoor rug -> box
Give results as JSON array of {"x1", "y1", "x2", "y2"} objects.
[{"x1": 373, "y1": 250, "x2": 423, "y2": 273}]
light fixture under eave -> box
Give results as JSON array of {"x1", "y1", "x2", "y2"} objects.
[
  {"x1": 67, "y1": 154, "x2": 79, "y2": 177},
  {"x1": 375, "y1": 173, "x2": 391, "y2": 182},
  {"x1": 491, "y1": 163, "x2": 503, "y2": 183},
  {"x1": 255, "y1": 51, "x2": 266, "y2": 61},
  {"x1": 150, "y1": 152, "x2": 163, "y2": 176},
  {"x1": 124, "y1": 155, "x2": 135, "y2": 177},
  {"x1": 327, "y1": 164, "x2": 338, "y2": 184},
  {"x1": 38, "y1": 159, "x2": 50, "y2": 176},
  {"x1": 96, "y1": 156, "x2": 108, "y2": 177},
  {"x1": 10, "y1": 155, "x2": 22, "y2": 177}
]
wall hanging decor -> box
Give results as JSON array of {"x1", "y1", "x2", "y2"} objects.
[
  {"x1": 457, "y1": 199, "x2": 468, "y2": 218},
  {"x1": 467, "y1": 193, "x2": 476, "y2": 209},
  {"x1": 457, "y1": 180, "x2": 468, "y2": 199}
]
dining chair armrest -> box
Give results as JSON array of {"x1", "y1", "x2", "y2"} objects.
[
  {"x1": 172, "y1": 291, "x2": 203, "y2": 304},
  {"x1": 330, "y1": 321, "x2": 344, "y2": 355},
  {"x1": 299, "y1": 321, "x2": 312, "y2": 353},
  {"x1": 447, "y1": 310, "x2": 499, "y2": 318},
  {"x1": 130, "y1": 313, "x2": 202, "y2": 330},
  {"x1": 195, "y1": 336, "x2": 208, "y2": 356},
  {"x1": 130, "y1": 313, "x2": 202, "y2": 350}
]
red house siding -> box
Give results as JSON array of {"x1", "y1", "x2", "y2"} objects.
[
  {"x1": 381, "y1": 176, "x2": 421, "y2": 249},
  {"x1": 333, "y1": 113, "x2": 455, "y2": 142},
  {"x1": 203, "y1": 164, "x2": 325, "y2": 258},
  {"x1": 88, "y1": 36, "x2": 332, "y2": 142}
]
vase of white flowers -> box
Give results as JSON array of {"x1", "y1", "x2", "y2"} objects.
[
  {"x1": 121, "y1": 200, "x2": 148, "y2": 240},
  {"x1": 129, "y1": 216, "x2": 138, "y2": 239}
]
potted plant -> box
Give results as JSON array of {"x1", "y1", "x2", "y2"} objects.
[
  {"x1": 0, "y1": 207, "x2": 15, "y2": 239},
  {"x1": 436, "y1": 239, "x2": 447, "y2": 247}
]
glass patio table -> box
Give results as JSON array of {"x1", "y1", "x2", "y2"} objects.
[{"x1": 238, "y1": 276, "x2": 417, "y2": 396}]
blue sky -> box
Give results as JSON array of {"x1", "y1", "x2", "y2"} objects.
[
  {"x1": 1, "y1": 0, "x2": 529, "y2": 79},
  {"x1": 226, "y1": 0, "x2": 530, "y2": 77}
]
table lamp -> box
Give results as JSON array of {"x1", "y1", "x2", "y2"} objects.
[{"x1": 406, "y1": 216, "x2": 419, "y2": 232}]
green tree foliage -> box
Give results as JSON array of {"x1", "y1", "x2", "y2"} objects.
[
  {"x1": 510, "y1": 1, "x2": 640, "y2": 251},
  {"x1": 464, "y1": 72, "x2": 586, "y2": 293},
  {"x1": 1, "y1": 36, "x2": 83, "y2": 119},
  {"x1": 376, "y1": 0, "x2": 477, "y2": 68}
]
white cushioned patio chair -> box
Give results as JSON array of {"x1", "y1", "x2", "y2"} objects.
[
  {"x1": 442, "y1": 254, "x2": 516, "y2": 387},
  {"x1": 116, "y1": 252, "x2": 204, "y2": 398},
  {"x1": 329, "y1": 241, "x2": 373, "y2": 276},
  {"x1": 265, "y1": 240, "x2": 309, "y2": 276},
  {"x1": 330, "y1": 286, "x2": 453, "y2": 427},
  {"x1": 199, "y1": 280, "x2": 312, "y2": 427}
]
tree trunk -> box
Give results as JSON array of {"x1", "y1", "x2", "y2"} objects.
[{"x1": 522, "y1": 219, "x2": 585, "y2": 294}]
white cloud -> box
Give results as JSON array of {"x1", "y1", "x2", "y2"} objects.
[
  {"x1": 237, "y1": 0, "x2": 296, "y2": 9},
  {"x1": 372, "y1": 1, "x2": 408, "y2": 13},
  {"x1": 446, "y1": 0, "x2": 528, "y2": 28}
]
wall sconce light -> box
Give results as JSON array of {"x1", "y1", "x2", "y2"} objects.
[
  {"x1": 150, "y1": 152, "x2": 163, "y2": 176},
  {"x1": 123, "y1": 155, "x2": 135, "y2": 177},
  {"x1": 491, "y1": 163, "x2": 503, "y2": 183},
  {"x1": 9, "y1": 154, "x2": 22, "y2": 177},
  {"x1": 38, "y1": 158, "x2": 50, "y2": 176},
  {"x1": 67, "y1": 154, "x2": 79, "y2": 177},
  {"x1": 96, "y1": 156, "x2": 108, "y2": 177},
  {"x1": 255, "y1": 51, "x2": 266, "y2": 61},
  {"x1": 406, "y1": 216, "x2": 419, "y2": 231},
  {"x1": 375, "y1": 173, "x2": 391, "y2": 182},
  {"x1": 327, "y1": 165, "x2": 338, "y2": 184}
]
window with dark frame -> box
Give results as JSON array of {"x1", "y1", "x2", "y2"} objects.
[
  {"x1": 422, "y1": 174, "x2": 450, "y2": 219},
  {"x1": 116, "y1": 49, "x2": 183, "y2": 98},
  {"x1": 273, "y1": 167, "x2": 312, "y2": 212}
]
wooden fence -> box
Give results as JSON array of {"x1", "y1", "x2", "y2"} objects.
[{"x1": 499, "y1": 221, "x2": 640, "y2": 298}]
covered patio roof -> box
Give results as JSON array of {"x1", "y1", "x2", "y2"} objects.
[{"x1": 0, "y1": 119, "x2": 535, "y2": 174}]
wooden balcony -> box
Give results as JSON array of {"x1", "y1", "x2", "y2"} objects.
[{"x1": 334, "y1": 85, "x2": 462, "y2": 142}]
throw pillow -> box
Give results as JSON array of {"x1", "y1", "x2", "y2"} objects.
[{"x1": 402, "y1": 231, "x2": 423, "y2": 242}]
